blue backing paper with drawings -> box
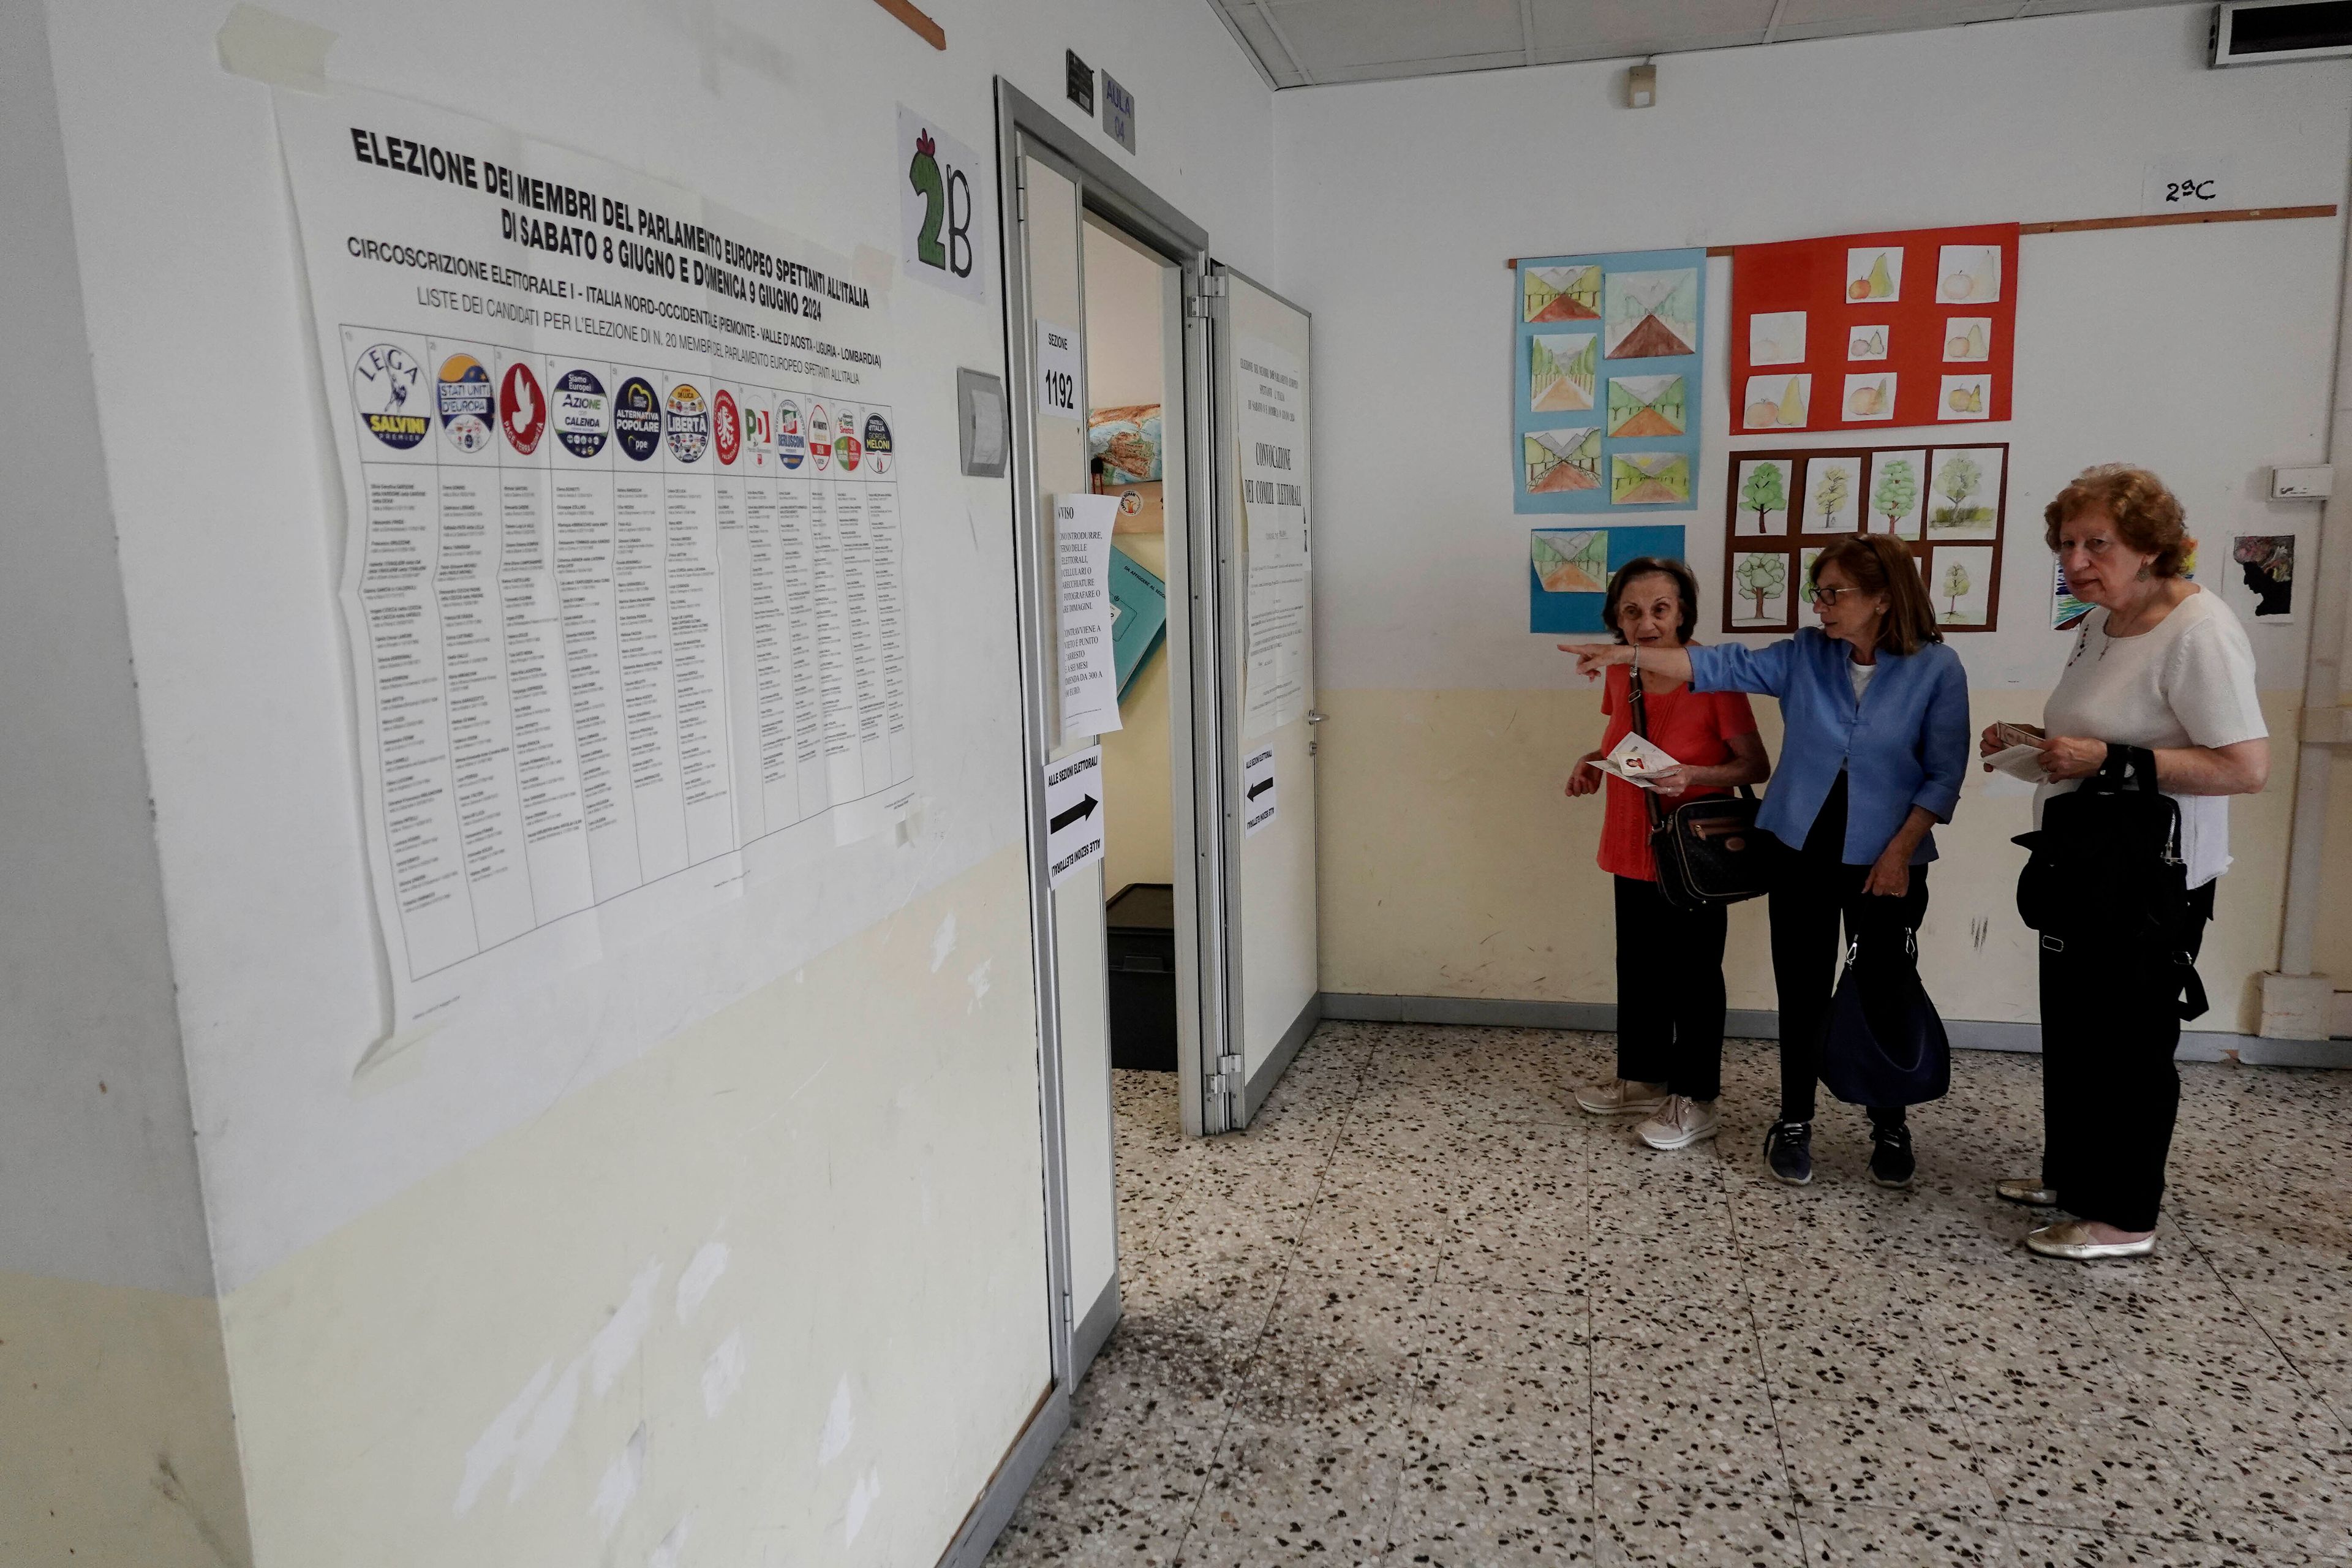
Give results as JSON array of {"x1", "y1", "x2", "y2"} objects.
[
  {"x1": 1109, "y1": 545, "x2": 1167, "y2": 701},
  {"x1": 1516, "y1": 248, "x2": 1705, "y2": 514},
  {"x1": 1529, "y1": 524, "x2": 1688, "y2": 634}
]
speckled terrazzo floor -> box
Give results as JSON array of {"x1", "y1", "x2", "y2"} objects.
[{"x1": 985, "y1": 1022, "x2": 2352, "y2": 1567}]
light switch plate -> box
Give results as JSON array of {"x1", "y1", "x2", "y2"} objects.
[
  {"x1": 2271, "y1": 464, "x2": 2333, "y2": 500},
  {"x1": 958, "y1": 367, "x2": 1008, "y2": 478}
]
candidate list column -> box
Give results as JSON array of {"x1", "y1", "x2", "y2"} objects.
[
  {"x1": 610, "y1": 369, "x2": 690, "y2": 881},
  {"x1": 860, "y1": 404, "x2": 913, "y2": 786},
  {"x1": 772, "y1": 391, "x2": 827, "y2": 825},
  {"x1": 660, "y1": 372, "x2": 736, "y2": 864},
  {"x1": 344, "y1": 330, "x2": 479, "y2": 977}
]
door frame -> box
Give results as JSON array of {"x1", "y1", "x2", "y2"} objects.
[{"x1": 991, "y1": 78, "x2": 1232, "y2": 1403}]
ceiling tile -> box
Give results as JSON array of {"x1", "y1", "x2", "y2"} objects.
[
  {"x1": 1221, "y1": 1, "x2": 1313, "y2": 84},
  {"x1": 1530, "y1": 0, "x2": 1777, "y2": 62},
  {"x1": 1264, "y1": 0, "x2": 1528, "y2": 75},
  {"x1": 1314, "y1": 48, "x2": 1536, "y2": 83}
]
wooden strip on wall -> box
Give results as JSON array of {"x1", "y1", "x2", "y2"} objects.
[{"x1": 873, "y1": 0, "x2": 946, "y2": 50}]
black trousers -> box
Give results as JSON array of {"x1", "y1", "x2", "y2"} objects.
[
  {"x1": 2038, "y1": 880, "x2": 2217, "y2": 1232},
  {"x1": 1613, "y1": 874, "x2": 1728, "y2": 1101},
  {"x1": 1767, "y1": 777, "x2": 1928, "y2": 1125}
]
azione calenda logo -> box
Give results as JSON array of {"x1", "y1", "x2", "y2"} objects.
[
  {"x1": 352, "y1": 342, "x2": 428, "y2": 450},
  {"x1": 553, "y1": 368, "x2": 609, "y2": 459},
  {"x1": 437, "y1": 354, "x2": 494, "y2": 451}
]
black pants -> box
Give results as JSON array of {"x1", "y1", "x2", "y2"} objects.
[
  {"x1": 1613, "y1": 875, "x2": 1728, "y2": 1101},
  {"x1": 2038, "y1": 880, "x2": 2217, "y2": 1232},
  {"x1": 1768, "y1": 776, "x2": 1927, "y2": 1125}
]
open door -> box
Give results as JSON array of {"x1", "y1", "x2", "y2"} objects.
[{"x1": 1206, "y1": 267, "x2": 1321, "y2": 1129}]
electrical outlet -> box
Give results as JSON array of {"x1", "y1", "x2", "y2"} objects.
[{"x1": 2271, "y1": 464, "x2": 2333, "y2": 500}]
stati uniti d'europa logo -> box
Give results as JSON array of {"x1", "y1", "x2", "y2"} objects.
[
  {"x1": 437, "y1": 354, "x2": 494, "y2": 452},
  {"x1": 614, "y1": 377, "x2": 662, "y2": 462},
  {"x1": 353, "y1": 342, "x2": 428, "y2": 450},
  {"x1": 554, "y1": 368, "x2": 608, "y2": 459}
]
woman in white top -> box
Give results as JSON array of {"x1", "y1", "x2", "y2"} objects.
[{"x1": 1981, "y1": 465, "x2": 2269, "y2": 1262}]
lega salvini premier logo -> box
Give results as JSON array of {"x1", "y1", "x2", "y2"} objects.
[{"x1": 353, "y1": 342, "x2": 429, "y2": 449}]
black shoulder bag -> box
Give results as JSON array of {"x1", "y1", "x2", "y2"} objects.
[
  {"x1": 1820, "y1": 929, "x2": 1951, "y2": 1108},
  {"x1": 1626, "y1": 671, "x2": 1776, "y2": 913},
  {"x1": 2010, "y1": 744, "x2": 2208, "y2": 1020}
]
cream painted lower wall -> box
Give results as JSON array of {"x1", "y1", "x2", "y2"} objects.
[
  {"x1": 1316, "y1": 688, "x2": 2309, "y2": 1036},
  {"x1": 2315, "y1": 744, "x2": 2352, "y2": 989},
  {"x1": 217, "y1": 846, "x2": 1050, "y2": 1567},
  {"x1": 1102, "y1": 534, "x2": 1176, "y2": 897},
  {"x1": 0, "y1": 1269, "x2": 249, "y2": 1564}
]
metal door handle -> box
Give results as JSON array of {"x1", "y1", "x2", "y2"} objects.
[{"x1": 1305, "y1": 710, "x2": 1327, "y2": 725}]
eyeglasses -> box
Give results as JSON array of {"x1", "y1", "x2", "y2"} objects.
[{"x1": 1807, "y1": 585, "x2": 1851, "y2": 606}]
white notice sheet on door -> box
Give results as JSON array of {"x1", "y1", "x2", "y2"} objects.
[
  {"x1": 279, "y1": 85, "x2": 916, "y2": 1030},
  {"x1": 1238, "y1": 337, "x2": 1308, "y2": 739}
]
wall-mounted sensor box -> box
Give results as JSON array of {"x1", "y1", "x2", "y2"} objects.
[{"x1": 2271, "y1": 464, "x2": 2334, "y2": 500}]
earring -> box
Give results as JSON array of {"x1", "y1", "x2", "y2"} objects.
[{"x1": 2135, "y1": 565, "x2": 2150, "y2": 581}]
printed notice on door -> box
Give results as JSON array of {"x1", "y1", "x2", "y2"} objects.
[
  {"x1": 1238, "y1": 337, "x2": 1309, "y2": 739},
  {"x1": 278, "y1": 85, "x2": 916, "y2": 1031}
]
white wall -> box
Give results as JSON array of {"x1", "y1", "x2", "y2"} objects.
[
  {"x1": 1278, "y1": 5, "x2": 2352, "y2": 1028},
  {"x1": 25, "y1": 0, "x2": 1276, "y2": 1558}
]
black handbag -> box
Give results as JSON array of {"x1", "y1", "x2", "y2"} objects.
[
  {"x1": 1819, "y1": 929, "x2": 1951, "y2": 1107},
  {"x1": 2010, "y1": 744, "x2": 2208, "y2": 1020},
  {"x1": 1626, "y1": 671, "x2": 1776, "y2": 913}
]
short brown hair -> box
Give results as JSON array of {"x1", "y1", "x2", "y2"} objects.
[
  {"x1": 2043, "y1": 464, "x2": 2192, "y2": 577},
  {"x1": 1809, "y1": 535, "x2": 1942, "y2": 656},
  {"x1": 1604, "y1": 556, "x2": 1700, "y2": 645}
]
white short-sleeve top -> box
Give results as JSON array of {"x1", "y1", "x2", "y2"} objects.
[{"x1": 2034, "y1": 588, "x2": 2266, "y2": 889}]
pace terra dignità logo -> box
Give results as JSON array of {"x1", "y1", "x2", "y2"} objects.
[
  {"x1": 437, "y1": 354, "x2": 495, "y2": 452},
  {"x1": 666, "y1": 383, "x2": 710, "y2": 463},
  {"x1": 501, "y1": 361, "x2": 546, "y2": 456},
  {"x1": 352, "y1": 342, "x2": 428, "y2": 450}
]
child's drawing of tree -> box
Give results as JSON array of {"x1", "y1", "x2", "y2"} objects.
[
  {"x1": 1814, "y1": 464, "x2": 1852, "y2": 527},
  {"x1": 1735, "y1": 554, "x2": 1787, "y2": 622},
  {"x1": 1940, "y1": 560, "x2": 1972, "y2": 620},
  {"x1": 1739, "y1": 462, "x2": 1786, "y2": 532},
  {"x1": 1872, "y1": 458, "x2": 1917, "y2": 532},
  {"x1": 1933, "y1": 454, "x2": 1981, "y2": 529}
]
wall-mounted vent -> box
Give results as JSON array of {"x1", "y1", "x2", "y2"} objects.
[{"x1": 2212, "y1": 1, "x2": 2352, "y2": 64}]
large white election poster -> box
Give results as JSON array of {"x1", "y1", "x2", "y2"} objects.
[
  {"x1": 277, "y1": 86, "x2": 915, "y2": 1031},
  {"x1": 1238, "y1": 336, "x2": 1308, "y2": 738}
]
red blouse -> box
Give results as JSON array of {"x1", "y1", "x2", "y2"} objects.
[{"x1": 1595, "y1": 661, "x2": 1759, "y2": 881}]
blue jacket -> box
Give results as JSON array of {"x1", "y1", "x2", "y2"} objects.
[{"x1": 1687, "y1": 630, "x2": 1969, "y2": 865}]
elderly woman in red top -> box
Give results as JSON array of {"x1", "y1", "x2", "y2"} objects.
[{"x1": 1566, "y1": 557, "x2": 1770, "y2": 1151}]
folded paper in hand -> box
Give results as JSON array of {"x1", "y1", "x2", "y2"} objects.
[
  {"x1": 1983, "y1": 743, "x2": 2049, "y2": 783},
  {"x1": 1596, "y1": 732, "x2": 1681, "y2": 789}
]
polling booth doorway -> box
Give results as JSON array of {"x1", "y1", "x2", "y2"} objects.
[{"x1": 993, "y1": 77, "x2": 1322, "y2": 1396}]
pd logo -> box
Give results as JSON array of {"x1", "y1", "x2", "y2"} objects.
[
  {"x1": 352, "y1": 343, "x2": 428, "y2": 450},
  {"x1": 501, "y1": 361, "x2": 546, "y2": 456},
  {"x1": 714, "y1": 389, "x2": 740, "y2": 467},
  {"x1": 437, "y1": 354, "x2": 494, "y2": 452},
  {"x1": 778, "y1": 400, "x2": 806, "y2": 470}
]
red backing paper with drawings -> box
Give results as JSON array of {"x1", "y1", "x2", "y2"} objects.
[{"x1": 1730, "y1": 224, "x2": 2018, "y2": 434}]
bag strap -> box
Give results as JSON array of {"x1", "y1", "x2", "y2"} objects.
[{"x1": 1624, "y1": 661, "x2": 1667, "y2": 832}]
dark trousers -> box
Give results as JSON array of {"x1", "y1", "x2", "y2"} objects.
[
  {"x1": 1613, "y1": 875, "x2": 1728, "y2": 1101},
  {"x1": 2039, "y1": 880, "x2": 2217, "y2": 1232},
  {"x1": 1767, "y1": 777, "x2": 1927, "y2": 1125}
]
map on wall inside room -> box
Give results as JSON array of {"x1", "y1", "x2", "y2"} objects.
[
  {"x1": 1719, "y1": 443, "x2": 2010, "y2": 633},
  {"x1": 1729, "y1": 224, "x2": 2018, "y2": 432},
  {"x1": 1514, "y1": 247, "x2": 1705, "y2": 514}
]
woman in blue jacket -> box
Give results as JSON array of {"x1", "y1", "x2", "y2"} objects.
[{"x1": 1564, "y1": 535, "x2": 1969, "y2": 1188}]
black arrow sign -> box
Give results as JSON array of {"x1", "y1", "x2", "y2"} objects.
[
  {"x1": 1050, "y1": 794, "x2": 1099, "y2": 833},
  {"x1": 1246, "y1": 777, "x2": 1274, "y2": 802}
]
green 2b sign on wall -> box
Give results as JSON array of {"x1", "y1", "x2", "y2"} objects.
[{"x1": 899, "y1": 105, "x2": 987, "y2": 304}]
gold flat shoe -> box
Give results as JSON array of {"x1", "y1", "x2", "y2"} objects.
[
  {"x1": 2024, "y1": 1221, "x2": 2155, "y2": 1262},
  {"x1": 1997, "y1": 1178, "x2": 2058, "y2": 1207}
]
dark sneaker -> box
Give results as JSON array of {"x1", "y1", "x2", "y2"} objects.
[
  {"x1": 1763, "y1": 1121, "x2": 1813, "y2": 1186},
  {"x1": 1869, "y1": 1120, "x2": 1916, "y2": 1189}
]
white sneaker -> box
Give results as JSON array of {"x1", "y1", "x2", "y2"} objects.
[
  {"x1": 1575, "y1": 1078, "x2": 1667, "y2": 1117},
  {"x1": 1637, "y1": 1095, "x2": 1720, "y2": 1150}
]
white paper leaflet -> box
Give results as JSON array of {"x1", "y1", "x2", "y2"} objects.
[
  {"x1": 1243, "y1": 745, "x2": 1278, "y2": 837},
  {"x1": 1597, "y1": 733, "x2": 1680, "y2": 789},
  {"x1": 1044, "y1": 747, "x2": 1106, "y2": 888},
  {"x1": 278, "y1": 85, "x2": 915, "y2": 1030},
  {"x1": 1055, "y1": 493, "x2": 1123, "y2": 742},
  {"x1": 1238, "y1": 337, "x2": 1309, "y2": 739}
]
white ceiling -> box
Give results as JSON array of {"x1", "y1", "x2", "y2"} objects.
[{"x1": 1205, "y1": 0, "x2": 2190, "y2": 89}]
